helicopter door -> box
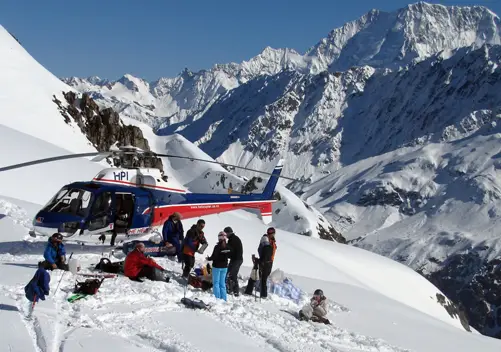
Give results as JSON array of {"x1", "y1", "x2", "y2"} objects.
[
  {"x1": 131, "y1": 194, "x2": 153, "y2": 229},
  {"x1": 85, "y1": 191, "x2": 114, "y2": 235}
]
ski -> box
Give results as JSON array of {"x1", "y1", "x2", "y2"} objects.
[
  {"x1": 67, "y1": 293, "x2": 88, "y2": 303},
  {"x1": 76, "y1": 272, "x2": 117, "y2": 278}
]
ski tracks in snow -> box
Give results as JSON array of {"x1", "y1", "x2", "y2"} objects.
[
  {"x1": 58, "y1": 257, "x2": 410, "y2": 352},
  {"x1": 3, "y1": 256, "x2": 410, "y2": 352}
]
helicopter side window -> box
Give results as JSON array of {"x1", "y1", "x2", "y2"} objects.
[{"x1": 91, "y1": 192, "x2": 112, "y2": 217}]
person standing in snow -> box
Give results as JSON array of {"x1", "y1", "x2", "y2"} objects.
[
  {"x1": 299, "y1": 289, "x2": 330, "y2": 324},
  {"x1": 162, "y1": 212, "x2": 184, "y2": 262},
  {"x1": 244, "y1": 227, "x2": 277, "y2": 298},
  {"x1": 124, "y1": 242, "x2": 169, "y2": 282},
  {"x1": 224, "y1": 226, "x2": 243, "y2": 296},
  {"x1": 181, "y1": 219, "x2": 208, "y2": 278},
  {"x1": 24, "y1": 261, "x2": 50, "y2": 303},
  {"x1": 41, "y1": 233, "x2": 68, "y2": 271},
  {"x1": 206, "y1": 231, "x2": 232, "y2": 301}
]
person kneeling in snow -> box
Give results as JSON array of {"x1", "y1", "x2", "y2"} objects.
[
  {"x1": 299, "y1": 289, "x2": 330, "y2": 324},
  {"x1": 124, "y1": 242, "x2": 169, "y2": 282},
  {"x1": 24, "y1": 262, "x2": 50, "y2": 303},
  {"x1": 41, "y1": 233, "x2": 68, "y2": 271}
]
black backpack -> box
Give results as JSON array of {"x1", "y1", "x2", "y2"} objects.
[
  {"x1": 94, "y1": 258, "x2": 123, "y2": 274},
  {"x1": 74, "y1": 278, "x2": 104, "y2": 295},
  {"x1": 181, "y1": 297, "x2": 210, "y2": 310}
]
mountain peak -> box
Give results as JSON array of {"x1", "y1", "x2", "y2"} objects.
[{"x1": 306, "y1": 1, "x2": 501, "y2": 72}]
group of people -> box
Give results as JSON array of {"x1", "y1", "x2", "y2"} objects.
[
  {"x1": 25, "y1": 213, "x2": 330, "y2": 323},
  {"x1": 161, "y1": 212, "x2": 279, "y2": 301}
]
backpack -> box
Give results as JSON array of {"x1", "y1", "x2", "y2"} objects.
[
  {"x1": 181, "y1": 297, "x2": 210, "y2": 310},
  {"x1": 94, "y1": 258, "x2": 123, "y2": 274},
  {"x1": 250, "y1": 262, "x2": 260, "y2": 281},
  {"x1": 188, "y1": 274, "x2": 203, "y2": 289},
  {"x1": 74, "y1": 278, "x2": 104, "y2": 295}
]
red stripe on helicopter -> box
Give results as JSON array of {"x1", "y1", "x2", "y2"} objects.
[
  {"x1": 92, "y1": 178, "x2": 186, "y2": 193},
  {"x1": 148, "y1": 200, "x2": 274, "y2": 226}
]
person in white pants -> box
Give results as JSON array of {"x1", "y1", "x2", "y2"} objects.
[{"x1": 299, "y1": 289, "x2": 330, "y2": 324}]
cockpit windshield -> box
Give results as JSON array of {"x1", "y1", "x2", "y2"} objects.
[{"x1": 42, "y1": 187, "x2": 93, "y2": 217}]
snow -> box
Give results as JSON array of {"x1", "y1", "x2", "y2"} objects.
[
  {"x1": 0, "y1": 197, "x2": 500, "y2": 351},
  {"x1": 0, "y1": 108, "x2": 495, "y2": 350},
  {"x1": 0, "y1": 121, "x2": 497, "y2": 351},
  {"x1": 0, "y1": 25, "x2": 96, "y2": 154},
  {"x1": 301, "y1": 126, "x2": 501, "y2": 275},
  {"x1": 0, "y1": 124, "x2": 104, "y2": 205}
]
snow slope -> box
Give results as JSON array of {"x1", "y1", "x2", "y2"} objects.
[
  {"x1": 0, "y1": 108, "x2": 495, "y2": 351},
  {"x1": 2, "y1": 192, "x2": 500, "y2": 352},
  {"x1": 0, "y1": 25, "x2": 95, "y2": 154},
  {"x1": 301, "y1": 123, "x2": 501, "y2": 273}
]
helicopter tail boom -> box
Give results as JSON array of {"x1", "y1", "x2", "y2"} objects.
[{"x1": 148, "y1": 160, "x2": 284, "y2": 225}]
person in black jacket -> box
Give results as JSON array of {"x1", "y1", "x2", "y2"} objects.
[
  {"x1": 244, "y1": 227, "x2": 277, "y2": 298},
  {"x1": 206, "y1": 231, "x2": 231, "y2": 301},
  {"x1": 223, "y1": 226, "x2": 243, "y2": 296}
]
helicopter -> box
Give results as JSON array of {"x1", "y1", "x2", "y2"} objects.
[{"x1": 0, "y1": 145, "x2": 303, "y2": 245}]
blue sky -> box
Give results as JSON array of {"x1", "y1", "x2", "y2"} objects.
[{"x1": 1, "y1": 0, "x2": 499, "y2": 81}]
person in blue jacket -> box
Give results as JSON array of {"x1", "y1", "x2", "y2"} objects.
[
  {"x1": 42, "y1": 233, "x2": 69, "y2": 271},
  {"x1": 162, "y1": 212, "x2": 184, "y2": 262},
  {"x1": 24, "y1": 262, "x2": 50, "y2": 303}
]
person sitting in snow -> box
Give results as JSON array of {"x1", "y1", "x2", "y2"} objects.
[
  {"x1": 24, "y1": 261, "x2": 50, "y2": 303},
  {"x1": 206, "y1": 231, "x2": 232, "y2": 301},
  {"x1": 162, "y1": 212, "x2": 184, "y2": 262},
  {"x1": 299, "y1": 289, "x2": 330, "y2": 324},
  {"x1": 181, "y1": 219, "x2": 208, "y2": 278},
  {"x1": 41, "y1": 233, "x2": 68, "y2": 271},
  {"x1": 124, "y1": 242, "x2": 169, "y2": 282}
]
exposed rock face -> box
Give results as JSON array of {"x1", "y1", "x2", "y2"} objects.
[
  {"x1": 53, "y1": 91, "x2": 163, "y2": 170},
  {"x1": 427, "y1": 252, "x2": 501, "y2": 336},
  {"x1": 357, "y1": 181, "x2": 425, "y2": 215},
  {"x1": 317, "y1": 223, "x2": 347, "y2": 243}
]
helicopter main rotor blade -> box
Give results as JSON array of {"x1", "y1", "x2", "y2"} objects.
[
  {"x1": 155, "y1": 153, "x2": 307, "y2": 184},
  {"x1": 0, "y1": 150, "x2": 308, "y2": 184},
  {"x1": 0, "y1": 152, "x2": 105, "y2": 172}
]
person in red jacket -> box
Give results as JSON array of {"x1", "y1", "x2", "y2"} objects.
[{"x1": 124, "y1": 242, "x2": 170, "y2": 282}]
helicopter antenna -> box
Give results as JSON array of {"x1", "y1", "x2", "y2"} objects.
[{"x1": 0, "y1": 150, "x2": 308, "y2": 184}]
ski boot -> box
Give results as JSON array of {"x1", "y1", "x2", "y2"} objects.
[{"x1": 298, "y1": 310, "x2": 309, "y2": 321}]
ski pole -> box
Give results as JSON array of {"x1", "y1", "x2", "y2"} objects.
[
  {"x1": 54, "y1": 252, "x2": 73, "y2": 295},
  {"x1": 31, "y1": 295, "x2": 37, "y2": 313}
]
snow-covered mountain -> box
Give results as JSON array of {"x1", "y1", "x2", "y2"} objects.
[
  {"x1": 63, "y1": 2, "x2": 501, "y2": 134},
  {"x1": 1, "y1": 18, "x2": 495, "y2": 352},
  {"x1": 307, "y1": 2, "x2": 501, "y2": 72}
]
